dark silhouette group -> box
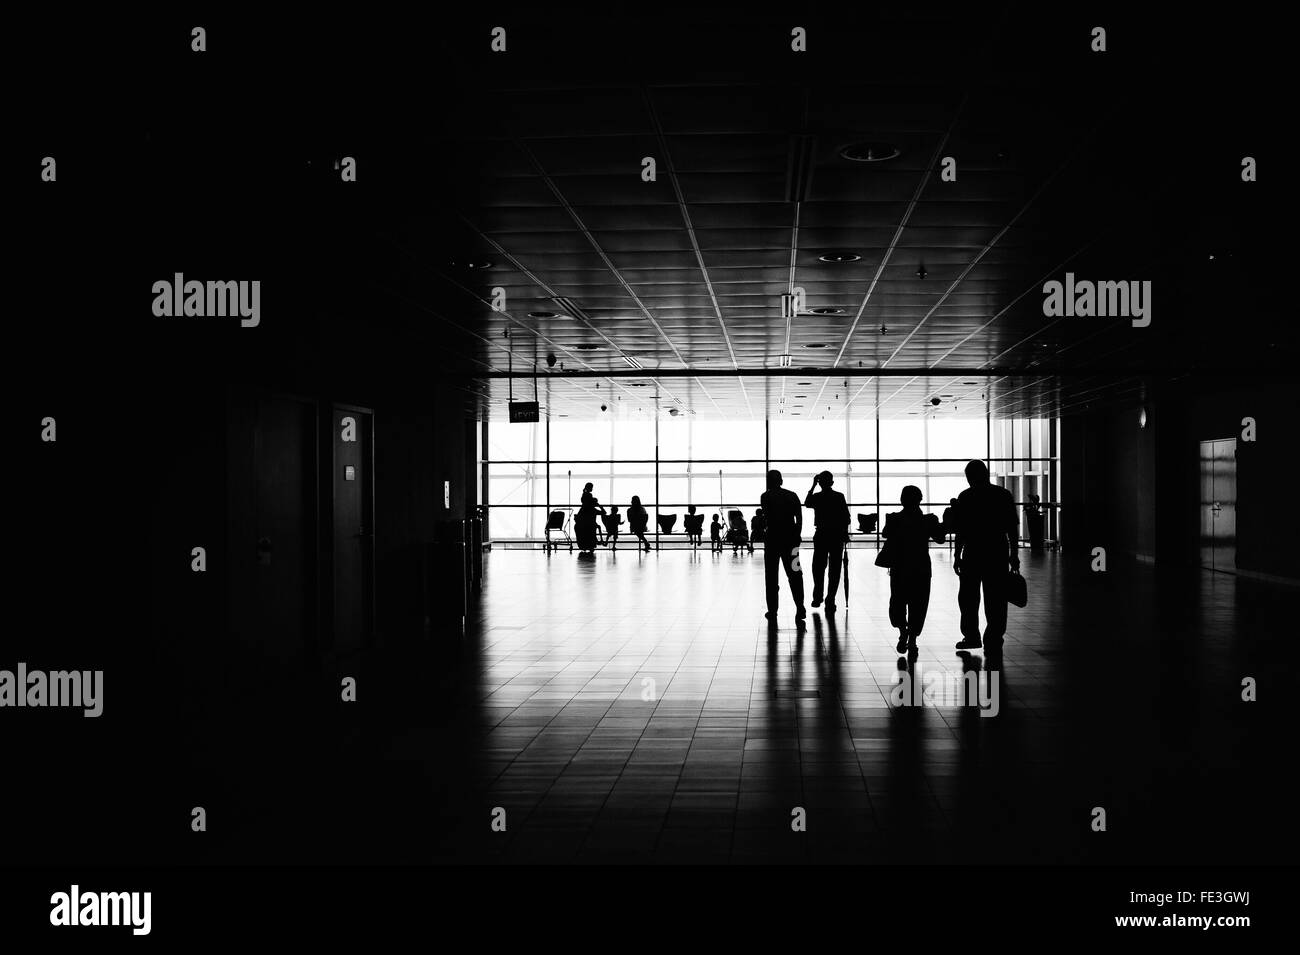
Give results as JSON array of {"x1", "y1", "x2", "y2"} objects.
[
  {"x1": 566, "y1": 459, "x2": 1022, "y2": 657},
  {"x1": 760, "y1": 460, "x2": 1020, "y2": 657}
]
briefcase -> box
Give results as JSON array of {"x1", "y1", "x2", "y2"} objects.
[{"x1": 1007, "y1": 571, "x2": 1028, "y2": 608}]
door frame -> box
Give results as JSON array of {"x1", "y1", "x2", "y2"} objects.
[
  {"x1": 226, "y1": 386, "x2": 323, "y2": 669},
  {"x1": 1199, "y1": 435, "x2": 1237, "y2": 575},
  {"x1": 328, "y1": 401, "x2": 376, "y2": 655}
]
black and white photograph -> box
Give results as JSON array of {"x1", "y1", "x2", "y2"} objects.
[{"x1": 6, "y1": 4, "x2": 1293, "y2": 942}]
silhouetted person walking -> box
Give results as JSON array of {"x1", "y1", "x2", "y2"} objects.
[
  {"x1": 761, "y1": 469, "x2": 806, "y2": 623},
  {"x1": 805, "y1": 470, "x2": 850, "y2": 613},
  {"x1": 883, "y1": 485, "x2": 945, "y2": 654},
  {"x1": 627, "y1": 496, "x2": 651, "y2": 553},
  {"x1": 751, "y1": 507, "x2": 767, "y2": 544},
  {"x1": 953, "y1": 461, "x2": 1019, "y2": 651}
]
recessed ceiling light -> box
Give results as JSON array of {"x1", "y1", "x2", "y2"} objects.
[
  {"x1": 628, "y1": 382, "x2": 649, "y2": 387},
  {"x1": 573, "y1": 343, "x2": 602, "y2": 351},
  {"x1": 818, "y1": 252, "x2": 862, "y2": 263},
  {"x1": 794, "y1": 395, "x2": 808, "y2": 398},
  {"x1": 839, "y1": 142, "x2": 901, "y2": 163},
  {"x1": 797, "y1": 381, "x2": 812, "y2": 385},
  {"x1": 962, "y1": 381, "x2": 978, "y2": 385},
  {"x1": 802, "y1": 343, "x2": 829, "y2": 348},
  {"x1": 527, "y1": 311, "x2": 558, "y2": 319},
  {"x1": 807, "y1": 307, "x2": 846, "y2": 315},
  {"x1": 452, "y1": 259, "x2": 494, "y2": 270}
]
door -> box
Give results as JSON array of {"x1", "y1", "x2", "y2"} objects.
[
  {"x1": 332, "y1": 405, "x2": 374, "y2": 655},
  {"x1": 1199, "y1": 438, "x2": 1238, "y2": 572},
  {"x1": 228, "y1": 392, "x2": 318, "y2": 667}
]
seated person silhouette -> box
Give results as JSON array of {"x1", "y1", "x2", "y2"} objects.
[
  {"x1": 941, "y1": 497, "x2": 959, "y2": 552},
  {"x1": 683, "y1": 504, "x2": 705, "y2": 548},
  {"x1": 725, "y1": 510, "x2": 753, "y2": 554},
  {"x1": 602, "y1": 505, "x2": 623, "y2": 550},
  {"x1": 751, "y1": 507, "x2": 767, "y2": 544},
  {"x1": 627, "y1": 496, "x2": 651, "y2": 553}
]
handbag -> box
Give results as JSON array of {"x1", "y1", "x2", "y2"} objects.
[
  {"x1": 1006, "y1": 570, "x2": 1028, "y2": 608},
  {"x1": 874, "y1": 538, "x2": 897, "y2": 568}
]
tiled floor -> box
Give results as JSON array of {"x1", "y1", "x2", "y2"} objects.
[
  {"x1": 188, "y1": 546, "x2": 1297, "y2": 865},
  {"x1": 370, "y1": 547, "x2": 1292, "y2": 864}
]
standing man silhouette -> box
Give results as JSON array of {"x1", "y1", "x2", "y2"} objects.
[
  {"x1": 760, "y1": 469, "x2": 806, "y2": 624},
  {"x1": 805, "y1": 471, "x2": 850, "y2": 613},
  {"x1": 953, "y1": 460, "x2": 1019, "y2": 651}
]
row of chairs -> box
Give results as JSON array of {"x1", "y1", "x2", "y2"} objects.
[
  {"x1": 543, "y1": 508, "x2": 736, "y2": 551},
  {"x1": 544, "y1": 509, "x2": 881, "y2": 551}
]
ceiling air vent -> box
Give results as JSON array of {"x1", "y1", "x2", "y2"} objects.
[{"x1": 839, "y1": 141, "x2": 901, "y2": 163}]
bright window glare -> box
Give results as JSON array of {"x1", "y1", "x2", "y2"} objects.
[{"x1": 483, "y1": 416, "x2": 1053, "y2": 540}]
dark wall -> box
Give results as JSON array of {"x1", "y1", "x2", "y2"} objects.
[
  {"x1": 1061, "y1": 376, "x2": 1297, "y2": 580},
  {"x1": 1153, "y1": 378, "x2": 1296, "y2": 580},
  {"x1": 142, "y1": 380, "x2": 475, "y2": 666},
  {"x1": 1060, "y1": 401, "x2": 1157, "y2": 562},
  {"x1": 373, "y1": 381, "x2": 476, "y2": 645}
]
